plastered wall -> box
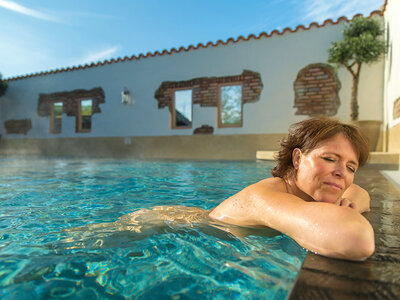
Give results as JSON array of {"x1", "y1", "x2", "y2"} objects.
[
  {"x1": 0, "y1": 16, "x2": 384, "y2": 142},
  {"x1": 384, "y1": 0, "x2": 400, "y2": 152}
]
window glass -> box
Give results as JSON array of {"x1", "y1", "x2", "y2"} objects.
[
  {"x1": 174, "y1": 90, "x2": 192, "y2": 127},
  {"x1": 52, "y1": 102, "x2": 63, "y2": 133},
  {"x1": 220, "y1": 85, "x2": 242, "y2": 126},
  {"x1": 81, "y1": 99, "x2": 92, "y2": 131}
]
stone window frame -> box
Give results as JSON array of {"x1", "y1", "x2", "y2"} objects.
[
  {"x1": 217, "y1": 82, "x2": 243, "y2": 128},
  {"x1": 49, "y1": 101, "x2": 63, "y2": 134},
  {"x1": 171, "y1": 88, "x2": 193, "y2": 129},
  {"x1": 75, "y1": 98, "x2": 93, "y2": 133}
]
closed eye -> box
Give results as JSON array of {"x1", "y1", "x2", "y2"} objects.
[
  {"x1": 323, "y1": 157, "x2": 334, "y2": 162},
  {"x1": 347, "y1": 166, "x2": 356, "y2": 173}
]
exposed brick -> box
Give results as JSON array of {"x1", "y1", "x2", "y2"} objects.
[
  {"x1": 294, "y1": 63, "x2": 340, "y2": 117},
  {"x1": 38, "y1": 87, "x2": 105, "y2": 117},
  {"x1": 154, "y1": 70, "x2": 263, "y2": 109},
  {"x1": 193, "y1": 125, "x2": 214, "y2": 134},
  {"x1": 307, "y1": 68, "x2": 321, "y2": 72},
  {"x1": 4, "y1": 119, "x2": 32, "y2": 135}
]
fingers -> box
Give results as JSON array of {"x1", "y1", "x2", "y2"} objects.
[
  {"x1": 338, "y1": 198, "x2": 357, "y2": 210},
  {"x1": 349, "y1": 201, "x2": 358, "y2": 211}
]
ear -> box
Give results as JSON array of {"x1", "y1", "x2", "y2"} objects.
[{"x1": 292, "y1": 148, "x2": 302, "y2": 170}]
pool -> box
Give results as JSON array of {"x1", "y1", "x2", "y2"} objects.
[{"x1": 0, "y1": 158, "x2": 306, "y2": 299}]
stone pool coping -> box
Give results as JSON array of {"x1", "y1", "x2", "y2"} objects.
[
  {"x1": 288, "y1": 167, "x2": 400, "y2": 299},
  {"x1": 257, "y1": 151, "x2": 400, "y2": 170}
]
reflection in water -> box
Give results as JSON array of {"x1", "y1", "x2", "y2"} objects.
[
  {"x1": 220, "y1": 85, "x2": 242, "y2": 126},
  {"x1": 174, "y1": 90, "x2": 192, "y2": 127},
  {"x1": 354, "y1": 169, "x2": 400, "y2": 285}
]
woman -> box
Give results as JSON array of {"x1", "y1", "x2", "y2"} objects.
[{"x1": 209, "y1": 117, "x2": 374, "y2": 261}]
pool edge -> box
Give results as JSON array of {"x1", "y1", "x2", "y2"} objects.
[{"x1": 287, "y1": 167, "x2": 400, "y2": 299}]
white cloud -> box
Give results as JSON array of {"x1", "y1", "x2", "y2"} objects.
[
  {"x1": 0, "y1": 0, "x2": 65, "y2": 23},
  {"x1": 78, "y1": 46, "x2": 122, "y2": 65},
  {"x1": 300, "y1": 0, "x2": 383, "y2": 24}
]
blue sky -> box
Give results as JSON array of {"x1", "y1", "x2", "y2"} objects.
[{"x1": 0, "y1": 0, "x2": 384, "y2": 79}]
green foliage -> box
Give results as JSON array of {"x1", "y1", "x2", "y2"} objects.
[
  {"x1": 328, "y1": 17, "x2": 387, "y2": 120},
  {"x1": 54, "y1": 103, "x2": 63, "y2": 116},
  {"x1": 328, "y1": 17, "x2": 386, "y2": 68},
  {"x1": 81, "y1": 100, "x2": 92, "y2": 116},
  {"x1": 0, "y1": 73, "x2": 8, "y2": 97}
]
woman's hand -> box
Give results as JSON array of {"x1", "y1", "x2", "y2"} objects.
[
  {"x1": 336, "y1": 197, "x2": 358, "y2": 211},
  {"x1": 341, "y1": 184, "x2": 371, "y2": 213}
]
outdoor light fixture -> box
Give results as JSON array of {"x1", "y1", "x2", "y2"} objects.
[{"x1": 121, "y1": 87, "x2": 134, "y2": 105}]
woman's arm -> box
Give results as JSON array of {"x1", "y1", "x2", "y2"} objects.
[{"x1": 209, "y1": 178, "x2": 375, "y2": 261}]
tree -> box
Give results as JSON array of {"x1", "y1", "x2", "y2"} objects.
[
  {"x1": 328, "y1": 17, "x2": 386, "y2": 121},
  {"x1": 0, "y1": 73, "x2": 8, "y2": 97}
]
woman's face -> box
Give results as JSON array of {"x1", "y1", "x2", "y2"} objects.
[{"x1": 293, "y1": 133, "x2": 359, "y2": 204}]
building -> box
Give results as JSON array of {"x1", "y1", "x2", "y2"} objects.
[{"x1": 0, "y1": 0, "x2": 398, "y2": 160}]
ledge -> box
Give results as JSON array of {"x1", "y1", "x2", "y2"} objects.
[
  {"x1": 256, "y1": 151, "x2": 400, "y2": 169},
  {"x1": 256, "y1": 150, "x2": 276, "y2": 160}
]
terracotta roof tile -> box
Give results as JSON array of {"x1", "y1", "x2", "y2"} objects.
[{"x1": 6, "y1": 9, "x2": 385, "y2": 82}]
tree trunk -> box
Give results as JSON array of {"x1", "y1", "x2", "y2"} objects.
[
  {"x1": 350, "y1": 64, "x2": 361, "y2": 121},
  {"x1": 351, "y1": 75, "x2": 359, "y2": 121}
]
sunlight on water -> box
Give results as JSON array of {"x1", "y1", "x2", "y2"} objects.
[{"x1": 0, "y1": 158, "x2": 306, "y2": 299}]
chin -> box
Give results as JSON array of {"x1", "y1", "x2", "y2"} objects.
[{"x1": 317, "y1": 194, "x2": 339, "y2": 204}]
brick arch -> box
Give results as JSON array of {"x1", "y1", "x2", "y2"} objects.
[{"x1": 293, "y1": 63, "x2": 341, "y2": 116}]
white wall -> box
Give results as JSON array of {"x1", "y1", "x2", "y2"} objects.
[
  {"x1": 384, "y1": 0, "x2": 400, "y2": 128},
  {"x1": 0, "y1": 16, "x2": 384, "y2": 139}
]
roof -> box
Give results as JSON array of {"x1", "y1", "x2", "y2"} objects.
[{"x1": 6, "y1": 7, "x2": 386, "y2": 82}]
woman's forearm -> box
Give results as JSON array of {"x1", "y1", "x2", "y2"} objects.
[{"x1": 210, "y1": 184, "x2": 375, "y2": 260}]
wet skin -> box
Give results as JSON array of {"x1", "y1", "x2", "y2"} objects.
[{"x1": 208, "y1": 133, "x2": 374, "y2": 260}]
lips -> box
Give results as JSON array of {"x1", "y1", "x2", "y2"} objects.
[{"x1": 324, "y1": 182, "x2": 342, "y2": 190}]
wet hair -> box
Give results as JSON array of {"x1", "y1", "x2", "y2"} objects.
[{"x1": 271, "y1": 117, "x2": 370, "y2": 179}]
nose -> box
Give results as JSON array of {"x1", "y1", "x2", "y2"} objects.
[{"x1": 332, "y1": 163, "x2": 345, "y2": 178}]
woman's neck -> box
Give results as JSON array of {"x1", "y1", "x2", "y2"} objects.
[{"x1": 284, "y1": 176, "x2": 314, "y2": 202}]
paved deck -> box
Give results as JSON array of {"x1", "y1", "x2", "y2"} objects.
[{"x1": 288, "y1": 167, "x2": 400, "y2": 299}]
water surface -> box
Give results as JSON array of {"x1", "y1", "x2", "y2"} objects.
[{"x1": 0, "y1": 158, "x2": 306, "y2": 299}]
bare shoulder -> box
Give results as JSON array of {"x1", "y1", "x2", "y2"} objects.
[
  {"x1": 253, "y1": 177, "x2": 288, "y2": 192},
  {"x1": 209, "y1": 177, "x2": 288, "y2": 226}
]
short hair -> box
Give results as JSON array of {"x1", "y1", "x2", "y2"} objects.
[{"x1": 271, "y1": 117, "x2": 370, "y2": 178}]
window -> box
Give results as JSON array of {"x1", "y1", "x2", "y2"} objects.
[
  {"x1": 77, "y1": 99, "x2": 92, "y2": 132},
  {"x1": 218, "y1": 84, "x2": 242, "y2": 127},
  {"x1": 50, "y1": 102, "x2": 63, "y2": 133},
  {"x1": 172, "y1": 89, "x2": 192, "y2": 128}
]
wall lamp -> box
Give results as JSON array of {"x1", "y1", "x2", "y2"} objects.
[{"x1": 121, "y1": 87, "x2": 134, "y2": 105}]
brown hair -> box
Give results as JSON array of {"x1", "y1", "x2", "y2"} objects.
[{"x1": 271, "y1": 117, "x2": 369, "y2": 178}]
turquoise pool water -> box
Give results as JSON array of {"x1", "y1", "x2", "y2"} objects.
[{"x1": 0, "y1": 158, "x2": 306, "y2": 299}]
